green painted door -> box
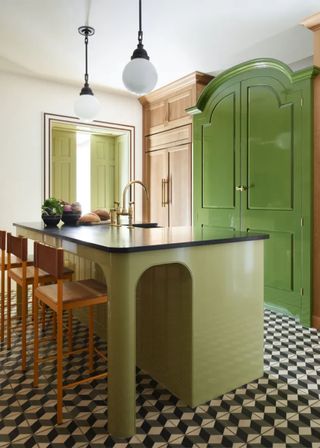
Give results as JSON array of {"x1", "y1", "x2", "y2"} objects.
[
  {"x1": 91, "y1": 135, "x2": 116, "y2": 210},
  {"x1": 240, "y1": 77, "x2": 303, "y2": 320},
  {"x1": 192, "y1": 59, "x2": 315, "y2": 326},
  {"x1": 193, "y1": 83, "x2": 241, "y2": 232},
  {"x1": 52, "y1": 129, "x2": 76, "y2": 203}
]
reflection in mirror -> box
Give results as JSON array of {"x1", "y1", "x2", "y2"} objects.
[{"x1": 44, "y1": 114, "x2": 135, "y2": 213}]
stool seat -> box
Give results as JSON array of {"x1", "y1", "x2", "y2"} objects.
[
  {"x1": 4, "y1": 255, "x2": 33, "y2": 269},
  {"x1": 37, "y1": 279, "x2": 107, "y2": 305},
  {"x1": 9, "y1": 265, "x2": 73, "y2": 283}
]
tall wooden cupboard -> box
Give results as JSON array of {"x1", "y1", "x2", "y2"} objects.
[
  {"x1": 139, "y1": 72, "x2": 213, "y2": 227},
  {"x1": 190, "y1": 59, "x2": 319, "y2": 327}
]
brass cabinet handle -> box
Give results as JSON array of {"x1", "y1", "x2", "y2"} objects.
[
  {"x1": 236, "y1": 185, "x2": 247, "y2": 192},
  {"x1": 161, "y1": 179, "x2": 165, "y2": 207},
  {"x1": 161, "y1": 178, "x2": 169, "y2": 206},
  {"x1": 164, "y1": 178, "x2": 169, "y2": 205}
]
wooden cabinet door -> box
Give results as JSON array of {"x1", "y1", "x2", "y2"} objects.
[
  {"x1": 168, "y1": 144, "x2": 192, "y2": 226},
  {"x1": 144, "y1": 101, "x2": 167, "y2": 135},
  {"x1": 146, "y1": 150, "x2": 169, "y2": 227},
  {"x1": 144, "y1": 89, "x2": 194, "y2": 135},
  {"x1": 167, "y1": 88, "x2": 195, "y2": 128}
]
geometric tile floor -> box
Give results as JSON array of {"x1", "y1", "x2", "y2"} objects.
[{"x1": 1, "y1": 297, "x2": 320, "y2": 447}]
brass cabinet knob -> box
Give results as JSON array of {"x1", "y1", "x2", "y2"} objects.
[{"x1": 235, "y1": 185, "x2": 247, "y2": 192}]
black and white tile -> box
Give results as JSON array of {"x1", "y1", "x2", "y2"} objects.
[{"x1": 1, "y1": 292, "x2": 320, "y2": 447}]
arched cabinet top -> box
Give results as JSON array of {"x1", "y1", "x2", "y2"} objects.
[{"x1": 188, "y1": 58, "x2": 320, "y2": 116}]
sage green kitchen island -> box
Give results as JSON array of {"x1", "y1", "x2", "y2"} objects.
[{"x1": 14, "y1": 222, "x2": 268, "y2": 438}]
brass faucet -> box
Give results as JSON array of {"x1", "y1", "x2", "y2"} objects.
[{"x1": 117, "y1": 180, "x2": 149, "y2": 226}]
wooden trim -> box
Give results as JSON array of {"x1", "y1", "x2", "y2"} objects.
[
  {"x1": 312, "y1": 314, "x2": 320, "y2": 329},
  {"x1": 139, "y1": 72, "x2": 213, "y2": 105},
  {"x1": 146, "y1": 125, "x2": 192, "y2": 152},
  {"x1": 301, "y1": 13, "x2": 320, "y2": 31}
]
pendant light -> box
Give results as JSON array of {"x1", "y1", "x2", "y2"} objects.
[
  {"x1": 74, "y1": 26, "x2": 100, "y2": 121},
  {"x1": 122, "y1": 0, "x2": 157, "y2": 95}
]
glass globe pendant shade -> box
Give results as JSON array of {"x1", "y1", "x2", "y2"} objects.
[
  {"x1": 122, "y1": 57, "x2": 158, "y2": 95},
  {"x1": 74, "y1": 92, "x2": 100, "y2": 121}
]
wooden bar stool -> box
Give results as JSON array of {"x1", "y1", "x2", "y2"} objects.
[
  {"x1": 0, "y1": 230, "x2": 33, "y2": 344},
  {"x1": 33, "y1": 241, "x2": 108, "y2": 424},
  {"x1": 6, "y1": 233, "x2": 73, "y2": 371}
]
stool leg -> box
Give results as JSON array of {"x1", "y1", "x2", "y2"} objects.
[
  {"x1": 41, "y1": 303, "x2": 46, "y2": 332},
  {"x1": 68, "y1": 310, "x2": 73, "y2": 353},
  {"x1": 0, "y1": 267, "x2": 4, "y2": 343},
  {"x1": 7, "y1": 275, "x2": 11, "y2": 349},
  {"x1": 52, "y1": 313, "x2": 57, "y2": 338},
  {"x1": 57, "y1": 308, "x2": 63, "y2": 424},
  {"x1": 33, "y1": 295, "x2": 39, "y2": 387},
  {"x1": 21, "y1": 280, "x2": 27, "y2": 372},
  {"x1": 88, "y1": 307, "x2": 94, "y2": 373}
]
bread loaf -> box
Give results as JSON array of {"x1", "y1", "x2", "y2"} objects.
[
  {"x1": 93, "y1": 208, "x2": 110, "y2": 221},
  {"x1": 78, "y1": 212, "x2": 101, "y2": 223}
]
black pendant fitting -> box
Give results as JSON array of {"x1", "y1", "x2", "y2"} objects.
[
  {"x1": 78, "y1": 25, "x2": 95, "y2": 95},
  {"x1": 78, "y1": 26, "x2": 95, "y2": 37},
  {"x1": 131, "y1": 43, "x2": 150, "y2": 60},
  {"x1": 80, "y1": 85, "x2": 94, "y2": 96}
]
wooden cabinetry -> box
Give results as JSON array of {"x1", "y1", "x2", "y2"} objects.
[
  {"x1": 140, "y1": 72, "x2": 213, "y2": 226},
  {"x1": 146, "y1": 142, "x2": 191, "y2": 227}
]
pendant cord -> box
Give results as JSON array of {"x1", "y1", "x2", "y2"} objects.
[
  {"x1": 85, "y1": 0, "x2": 92, "y2": 26},
  {"x1": 84, "y1": 33, "x2": 89, "y2": 85},
  {"x1": 138, "y1": 0, "x2": 143, "y2": 45}
]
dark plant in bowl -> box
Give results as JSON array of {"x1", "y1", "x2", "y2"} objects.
[{"x1": 41, "y1": 197, "x2": 63, "y2": 226}]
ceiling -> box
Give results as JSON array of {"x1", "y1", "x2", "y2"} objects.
[{"x1": 0, "y1": 0, "x2": 319, "y2": 95}]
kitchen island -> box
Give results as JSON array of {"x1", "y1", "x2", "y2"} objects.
[{"x1": 14, "y1": 222, "x2": 268, "y2": 438}]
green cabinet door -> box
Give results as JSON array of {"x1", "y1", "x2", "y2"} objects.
[
  {"x1": 193, "y1": 83, "x2": 241, "y2": 232},
  {"x1": 240, "y1": 77, "x2": 303, "y2": 320},
  {"x1": 191, "y1": 59, "x2": 316, "y2": 326}
]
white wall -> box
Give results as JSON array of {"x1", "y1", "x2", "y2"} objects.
[{"x1": 0, "y1": 71, "x2": 142, "y2": 232}]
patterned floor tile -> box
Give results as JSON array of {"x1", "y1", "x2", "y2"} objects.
[
  {"x1": 177, "y1": 424, "x2": 246, "y2": 446},
  {"x1": 1, "y1": 300, "x2": 320, "y2": 446}
]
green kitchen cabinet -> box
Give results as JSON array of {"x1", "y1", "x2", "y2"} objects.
[{"x1": 190, "y1": 59, "x2": 319, "y2": 326}]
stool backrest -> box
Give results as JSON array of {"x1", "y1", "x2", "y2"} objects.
[
  {"x1": 0, "y1": 231, "x2": 5, "y2": 252},
  {"x1": 34, "y1": 241, "x2": 64, "y2": 279},
  {"x1": 6, "y1": 233, "x2": 27, "y2": 261}
]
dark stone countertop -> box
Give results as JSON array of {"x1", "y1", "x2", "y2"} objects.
[{"x1": 14, "y1": 222, "x2": 269, "y2": 253}]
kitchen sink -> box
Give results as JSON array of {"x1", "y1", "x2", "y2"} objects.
[{"x1": 132, "y1": 222, "x2": 160, "y2": 228}]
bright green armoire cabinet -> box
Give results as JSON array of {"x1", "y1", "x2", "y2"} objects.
[{"x1": 191, "y1": 59, "x2": 319, "y2": 326}]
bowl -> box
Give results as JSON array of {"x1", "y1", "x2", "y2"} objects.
[
  {"x1": 61, "y1": 212, "x2": 81, "y2": 226},
  {"x1": 42, "y1": 215, "x2": 61, "y2": 227}
]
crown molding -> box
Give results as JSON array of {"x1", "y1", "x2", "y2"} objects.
[
  {"x1": 301, "y1": 12, "x2": 320, "y2": 31},
  {"x1": 138, "y1": 72, "x2": 213, "y2": 105}
]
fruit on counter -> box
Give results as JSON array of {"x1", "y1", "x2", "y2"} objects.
[
  {"x1": 71, "y1": 202, "x2": 82, "y2": 213},
  {"x1": 92, "y1": 208, "x2": 110, "y2": 221},
  {"x1": 63, "y1": 204, "x2": 73, "y2": 212},
  {"x1": 78, "y1": 212, "x2": 101, "y2": 223},
  {"x1": 61, "y1": 201, "x2": 82, "y2": 214}
]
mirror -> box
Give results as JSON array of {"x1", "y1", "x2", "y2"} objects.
[{"x1": 44, "y1": 113, "x2": 135, "y2": 213}]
